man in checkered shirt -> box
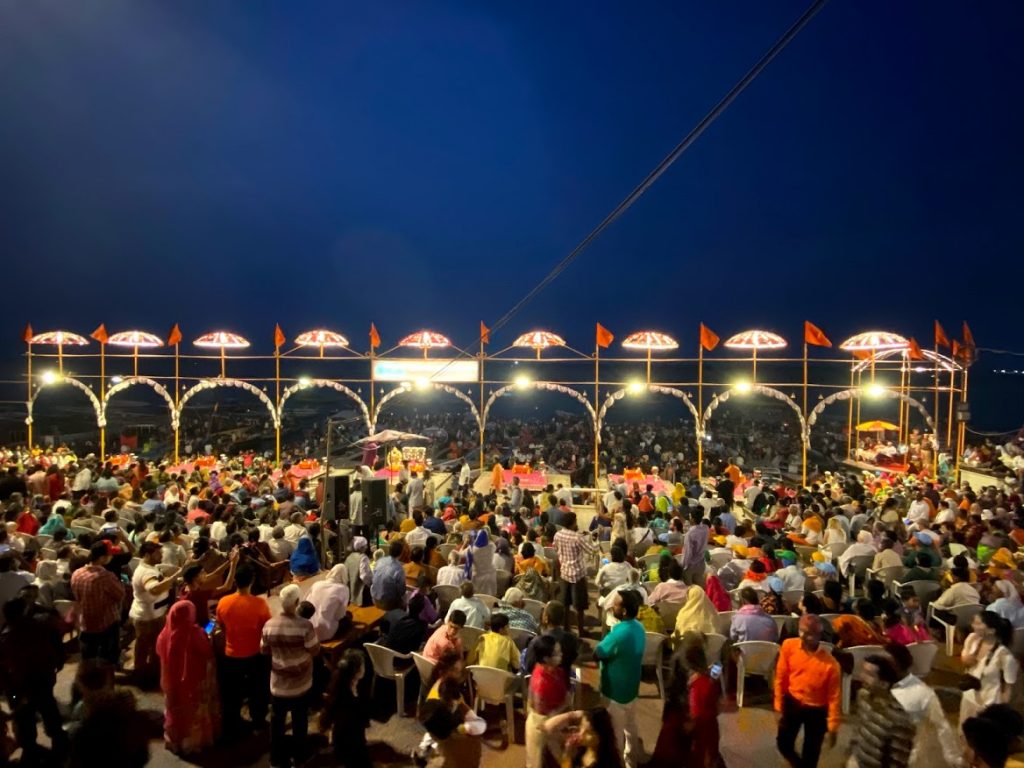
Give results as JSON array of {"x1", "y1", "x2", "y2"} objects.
[{"x1": 553, "y1": 511, "x2": 595, "y2": 636}]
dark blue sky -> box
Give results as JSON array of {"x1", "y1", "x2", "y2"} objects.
[{"x1": 1, "y1": 2, "x2": 1022, "y2": 403}]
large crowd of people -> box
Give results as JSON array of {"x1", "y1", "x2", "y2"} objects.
[{"x1": 1, "y1": 441, "x2": 1023, "y2": 767}]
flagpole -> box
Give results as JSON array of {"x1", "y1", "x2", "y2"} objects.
[
  {"x1": 479, "y1": 331, "x2": 485, "y2": 481},
  {"x1": 594, "y1": 340, "x2": 600, "y2": 489},
  {"x1": 946, "y1": 363, "x2": 955, "y2": 451},
  {"x1": 801, "y1": 342, "x2": 808, "y2": 487},
  {"x1": 99, "y1": 337, "x2": 106, "y2": 463},
  {"x1": 173, "y1": 336, "x2": 180, "y2": 464},
  {"x1": 369, "y1": 326, "x2": 376, "y2": 422},
  {"x1": 932, "y1": 340, "x2": 939, "y2": 479},
  {"x1": 897, "y1": 353, "x2": 907, "y2": 449},
  {"x1": 26, "y1": 335, "x2": 32, "y2": 450},
  {"x1": 697, "y1": 342, "x2": 704, "y2": 483},
  {"x1": 220, "y1": 347, "x2": 226, "y2": 379},
  {"x1": 855, "y1": 368, "x2": 862, "y2": 453},
  {"x1": 275, "y1": 340, "x2": 281, "y2": 467},
  {"x1": 846, "y1": 363, "x2": 854, "y2": 461},
  {"x1": 955, "y1": 366, "x2": 969, "y2": 483}
]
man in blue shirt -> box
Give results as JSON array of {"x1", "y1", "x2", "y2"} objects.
[
  {"x1": 422, "y1": 507, "x2": 447, "y2": 537},
  {"x1": 593, "y1": 588, "x2": 646, "y2": 767}
]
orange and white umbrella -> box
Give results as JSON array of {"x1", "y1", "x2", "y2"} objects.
[
  {"x1": 513, "y1": 330, "x2": 566, "y2": 358},
  {"x1": 398, "y1": 330, "x2": 451, "y2": 358},
  {"x1": 295, "y1": 329, "x2": 349, "y2": 357},
  {"x1": 723, "y1": 329, "x2": 786, "y2": 380},
  {"x1": 194, "y1": 331, "x2": 250, "y2": 377},
  {"x1": 29, "y1": 330, "x2": 88, "y2": 373},
  {"x1": 839, "y1": 331, "x2": 908, "y2": 352},
  {"x1": 109, "y1": 330, "x2": 163, "y2": 376},
  {"x1": 621, "y1": 330, "x2": 677, "y2": 382}
]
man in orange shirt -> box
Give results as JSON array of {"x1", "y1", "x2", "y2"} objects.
[{"x1": 774, "y1": 613, "x2": 841, "y2": 768}]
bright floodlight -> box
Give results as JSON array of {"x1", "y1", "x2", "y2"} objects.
[
  {"x1": 110, "y1": 375, "x2": 124, "y2": 385},
  {"x1": 193, "y1": 331, "x2": 250, "y2": 348},
  {"x1": 621, "y1": 331, "x2": 678, "y2": 351},
  {"x1": 723, "y1": 330, "x2": 787, "y2": 350},
  {"x1": 734, "y1": 380, "x2": 753, "y2": 394},
  {"x1": 295, "y1": 329, "x2": 349, "y2": 348},
  {"x1": 839, "y1": 331, "x2": 907, "y2": 352},
  {"x1": 627, "y1": 380, "x2": 646, "y2": 394},
  {"x1": 414, "y1": 377, "x2": 430, "y2": 390},
  {"x1": 107, "y1": 330, "x2": 163, "y2": 348},
  {"x1": 41, "y1": 371, "x2": 59, "y2": 385},
  {"x1": 514, "y1": 374, "x2": 531, "y2": 389},
  {"x1": 298, "y1": 376, "x2": 312, "y2": 387},
  {"x1": 864, "y1": 382, "x2": 887, "y2": 399}
]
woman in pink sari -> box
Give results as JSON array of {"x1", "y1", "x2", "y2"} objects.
[{"x1": 155, "y1": 601, "x2": 220, "y2": 755}]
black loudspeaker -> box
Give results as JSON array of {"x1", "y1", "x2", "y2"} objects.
[
  {"x1": 362, "y1": 478, "x2": 388, "y2": 529},
  {"x1": 323, "y1": 473, "x2": 350, "y2": 523}
]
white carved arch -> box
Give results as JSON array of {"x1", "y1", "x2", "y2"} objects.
[
  {"x1": 598, "y1": 384, "x2": 700, "y2": 435},
  {"x1": 28, "y1": 376, "x2": 104, "y2": 427},
  {"x1": 102, "y1": 377, "x2": 177, "y2": 429},
  {"x1": 482, "y1": 382, "x2": 595, "y2": 431},
  {"x1": 177, "y1": 378, "x2": 279, "y2": 429},
  {"x1": 373, "y1": 382, "x2": 481, "y2": 432},
  {"x1": 279, "y1": 379, "x2": 372, "y2": 433},
  {"x1": 806, "y1": 387, "x2": 937, "y2": 446},
  {"x1": 702, "y1": 384, "x2": 807, "y2": 445}
]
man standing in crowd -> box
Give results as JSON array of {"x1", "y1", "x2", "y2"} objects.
[
  {"x1": 594, "y1": 589, "x2": 646, "y2": 767},
  {"x1": 846, "y1": 653, "x2": 916, "y2": 768},
  {"x1": 262, "y1": 584, "x2": 319, "y2": 768},
  {"x1": 775, "y1": 613, "x2": 841, "y2": 768},
  {"x1": 70, "y1": 542, "x2": 125, "y2": 666},
  {"x1": 553, "y1": 511, "x2": 595, "y2": 637},
  {"x1": 129, "y1": 541, "x2": 186, "y2": 688}
]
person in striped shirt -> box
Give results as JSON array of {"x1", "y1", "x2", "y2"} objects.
[{"x1": 261, "y1": 584, "x2": 319, "y2": 768}]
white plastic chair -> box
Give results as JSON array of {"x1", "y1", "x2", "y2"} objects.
[
  {"x1": 522, "y1": 598, "x2": 546, "y2": 624},
  {"x1": 433, "y1": 584, "x2": 460, "y2": 615},
  {"x1": 508, "y1": 627, "x2": 536, "y2": 649},
  {"x1": 656, "y1": 600, "x2": 685, "y2": 633},
  {"x1": 495, "y1": 569, "x2": 512, "y2": 596},
  {"x1": 467, "y1": 665, "x2": 517, "y2": 742},
  {"x1": 824, "y1": 542, "x2": 850, "y2": 561},
  {"x1": 734, "y1": 641, "x2": 780, "y2": 708},
  {"x1": 53, "y1": 599, "x2": 78, "y2": 641},
  {"x1": 906, "y1": 641, "x2": 939, "y2": 677},
  {"x1": 411, "y1": 652, "x2": 437, "y2": 714},
  {"x1": 437, "y1": 544, "x2": 456, "y2": 561},
  {"x1": 843, "y1": 554, "x2": 874, "y2": 595},
  {"x1": 865, "y1": 565, "x2": 905, "y2": 594},
  {"x1": 459, "y1": 625, "x2": 486, "y2": 652},
  {"x1": 841, "y1": 644, "x2": 886, "y2": 714},
  {"x1": 704, "y1": 632, "x2": 728, "y2": 693},
  {"x1": 929, "y1": 603, "x2": 983, "y2": 657},
  {"x1": 477, "y1": 593, "x2": 500, "y2": 611},
  {"x1": 639, "y1": 554, "x2": 663, "y2": 571},
  {"x1": 714, "y1": 611, "x2": 735, "y2": 636},
  {"x1": 709, "y1": 551, "x2": 733, "y2": 570},
  {"x1": 642, "y1": 632, "x2": 668, "y2": 698},
  {"x1": 893, "y1": 580, "x2": 943, "y2": 612},
  {"x1": 40, "y1": 547, "x2": 57, "y2": 560},
  {"x1": 365, "y1": 642, "x2": 413, "y2": 717},
  {"x1": 782, "y1": 590, "x2": 806, "y2": 612},
  {"x1": 771, "y1": 615, "x2": 788, "y2": 637}
]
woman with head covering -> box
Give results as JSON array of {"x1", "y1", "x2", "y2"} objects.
[
  {"x1": 289, "y1": 537, "x2": 321, "y2": 580},
  {"x1": 988, "y1": 580, "x2": 1024, "y2": 629},
  {"x1": 306, "y1": 565, "x2": 351, "y2": 641},
  {"x1": 822, "y1": 516, "x2": 848, "y2": 546},
  {"x1": 39, "y1": 508, "x2": 73, "y2": 540},
  {"x1": 33, "y1": 559, "x2": 64, "y2": 608},
  {"x1": 156, "y1": 600, "x2": 220, "y2": 755},
  {"x1": 465, "y1": 529, "x2": 496, "y2": 597},
  {"x1": 673, "y1": 585, "x2": 719, "y2": 638},
  {"x1": 671, "y1": 482, "x2": 686, "y2": 509}
]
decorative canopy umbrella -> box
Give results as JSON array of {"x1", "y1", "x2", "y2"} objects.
[
  {"x1": 723, "y1": 329, "x2": 786, "y2": 379},
  {"x1": 108, "y1": 330, "x2": 163, "y2": 376},
  {"x1": 295, "y1": 328, "x2": 349, "y2": 358},
  {"x1": 398, "y1": 330, "x2": 451, "y2": 358},
  {"x1": 194, "y1": 331, "x2": 250, "y2": 377},
  {"x1": 513, "y1": 330, "x2": 566, "y2": 359},
  {"x1": 857, "y1": 420, "x2": 899, "y2": 432},
  {"x1": 839, "y1": 331, "x2": 908, "y2": 352},
  {"x1": 29, "y1": 330, "x2": 89, "y2": 373},
  {"x1": 622, "y1": 330, "x2": 678, "y2": 383}
]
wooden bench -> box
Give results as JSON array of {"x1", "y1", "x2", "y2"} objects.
[{"x1": 320, "y1": 605, "x2": 386, "y2": 666}]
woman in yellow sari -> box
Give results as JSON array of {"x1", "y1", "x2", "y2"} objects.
[
  {"x1": 491, "y1": 461, "x2": 504, "y2": 492},
  {"x1": 671, "y1": 482, "x2": 686, "y2": 509},
  {"x1": 673, "y1": 585, "x2": 719, "y2": 638}
]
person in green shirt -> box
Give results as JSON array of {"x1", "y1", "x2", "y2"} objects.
[{"x1": 593, "y1": 589, "x2": 646, "y2": 767}]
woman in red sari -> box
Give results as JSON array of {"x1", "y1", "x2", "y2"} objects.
[
  {"x1": 649, "y1": 632, "x2": 722, "y2": 768},
  {"x1": 155, "y1": 601, "x2": 220, "y2": 755}
]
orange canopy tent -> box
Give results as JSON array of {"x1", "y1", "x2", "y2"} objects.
[{"x1": 856, "y1": 420, "x2": 899, "y2": 432}]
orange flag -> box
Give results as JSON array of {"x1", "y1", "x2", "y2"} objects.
[
  {"x1": 596, "y1": 323, "x2": 614, "y2": 349},
  {"x1": 369, "y1": 323, "x2": 381, "y2": 349},
  {"x1": 167, "y1": 323, "x2": 183, "y2": 346},
  {"x1": 951, "y1": 340, "x2": 961, "y2": 360},
  {"x1": 962, "y1": 321, "x2": 975, "y2": 351},
  {"x1": 274, "y1": 324, "x2": 286, "y2": 349},
  {"x1": 699, "y1": 323, "x2": 719, "y2": 352},
  {"x1": 934, "y1": 320, "x2": 949, "y2": 349},
  {"x1": 90, "y1": 324, "x2": 109, "y2": 344},
  {"x1": 907, "y1": 337, "x2": 925, "y2": 360},
  {"x1": 804, "y1": 321, "x2": 831, "y2": 348},
  {"x1": 480, "y1": 321, "x2": 490, "y2": 345},
  {"x1": 22, "y1": 323, "x2": 33, "y2": 343}
]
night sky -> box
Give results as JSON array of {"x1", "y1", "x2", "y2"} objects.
[{"x1": 2, "y1": 2, "x2": 1023, "y2": 428}]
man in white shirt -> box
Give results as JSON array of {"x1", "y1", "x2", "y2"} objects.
[
  {"x1": 404, "y1": 511, "x2": 433, "y2": 549},
  {"x1": 407, "y1": 472, "x2": 425, "y2": 511},
  {"x1": 283, "y1": 512, "x2": 307, "y2": 544},
  {"x1": 907, "y1": 492, "x2": 931, "y2": 526},
  {"x1": 699, "y1": 490, "x2": 723, "y2": 520},
  {"x1": 130, "y1": 541, "x2": 184, "y2": 687},
  {"x1": 349, "y1": 481, "x2": 364, "y2": 527},
  {"x1": 509, "y1": 477, "x2": 523, "y2": 513},
  {"x1": 445, "y1": 580, "x2": 490, "y2": 629},
  {"x1": 436, "y1": 550, "x2": 467, "y2": 587},
  {"x1": 71, "y1": 464, "x2": 93, "y2": 498},
  {"x1": 743, "y1": 481, "x2": 761, "y2": 511},
  {"x1": 458, "y1": 460, "x2": 471, "y2": 491},
  {"x1": 268, "y1": 527, "x2": 295, "y2": 562},
  {"x1": 554, "y1": 483, "x2": 573, "y2": 509},
  {"x1": 887, "y1": 643, "x2": 964, "y2": 767}
]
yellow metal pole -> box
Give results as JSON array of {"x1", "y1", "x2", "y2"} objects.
[
  {"x1": 801, "y1": 342, "x2": 808, "y2": 487},
  {"x1": 99, "y1": 341, "x2": 106, "y2": 462},
  {"x1": 846, "y1": 363, "x2": 854, "y2": 461},
  {"x1": 275, "y1": 344, "x2": 281, "y2": 466},
  {"x1": 855, "y1": 368, "x2": 862, "y2": 452},
  {"x1": 697, "y1": 344, "x2": 704, "y2": 482},
  {"x1": 752, "y1": 348, "x2": 757, "y2": 381},
  {"x1": 646, "y1": 348, "x2": 652, "y2": 384},
  {"x1": 133, "y1": 346, "x2": 139, "y2": 377},
  {"x1": 932, "y1": 342, "x2": 939, "y2": 479},
  {"x1": 946, "y1": 364, "x2": 955, "y2": 449},
  {"x1": 479, "y1": 335, "x2": 485, "y2": 479},
  {"x1": 897, "y1": 354, "x2": 907, "y2": 448},
  {"x1": 220, "y1": 347, "x2": 226, "y2": 378},
  {"x1": 26, "y1": 340, "x2": 32, "y2": 449},
  {"x1": 57, "y1": 344, "x2": 63, "y2": 375},
  {"x1": 594, "y1": 342, "x2": 600, "y2": 488},
  {"x1": 173, "y1": 341, "x2": 180, "y2": 464},
  {"x1": 955, "y1": 367, "x2": 969, "y2": 483}
]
